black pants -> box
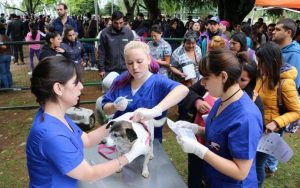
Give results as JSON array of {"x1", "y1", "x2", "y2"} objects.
[
  {"x1": 188, "y1": 153, "x2": 206, "y2": 188},
  {"x1": 12, "y1": 44, "x2": 24, "y2": 62}
]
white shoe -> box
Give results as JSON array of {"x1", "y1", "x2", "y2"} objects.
[
  {"x1": 91, "y1": 66, "x2": 99, "y2": 71},
  {"x1": 84, "y1": 66, "x2": 91, "y2": 71}
]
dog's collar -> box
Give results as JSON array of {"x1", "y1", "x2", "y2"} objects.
[
  {"x1": 98, "y1": 119, "x2": 151, "y2": 160},
  {"x1": 139, "y1": 121, "x2": 151, "y2": 145}
]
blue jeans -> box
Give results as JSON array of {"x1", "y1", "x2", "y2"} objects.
[
  {"x1": 0, "y1": 55, "x2": 12, "y2": 88},
  {"x1": 266, "y1": 155, "x2": 278, "y2": 172},
  {"x1": 83, "y1": 43, "x2": 95, "y2": 67},
  {"x1": 256, "y1": 132, "x2": 281, "y2": 188},
  {"x1": 256, "y1": 151, "x2": 269, "y2": 188},
  {"x1": 29, "y1": 48, "x2": 40, "y2": 71}
]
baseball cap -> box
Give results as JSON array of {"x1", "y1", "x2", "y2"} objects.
[{"x1": 208, "y1": 16, "x2": 220, "y2": 24}]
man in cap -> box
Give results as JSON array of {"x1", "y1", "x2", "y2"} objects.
[{"x1": 198, "y1": 16, "x2": 228, "y2": 56}]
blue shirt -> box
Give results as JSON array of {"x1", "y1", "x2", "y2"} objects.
[
  {"x1": 51, "y1": 17, "x2": 78, "y2": 35},
  {"x1": 147, "y1": 38, "x2": 172, "y2": 77},
  {"x1": 204, "y1": 93, "x2": 263, "y2": 188},
  {"x1": 102, "y1": 72, "x2": 180, "y2": 119},
  {"x1": 281, "y1": 41, "x2": 300, "y2": 88},
  {"x1": 26, "y1": 108, "x2": 84, "y2": 188}
]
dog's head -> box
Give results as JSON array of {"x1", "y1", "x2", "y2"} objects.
[{"x1": 103, "y1": 120, "x2": 138, "y2": 152}]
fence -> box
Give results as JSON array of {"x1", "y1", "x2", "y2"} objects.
[{"x1": 0, "y1": 37, "x2": 184, "y2": 110}]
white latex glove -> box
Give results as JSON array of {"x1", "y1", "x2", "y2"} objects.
[
  {"x1": 175, "y1": 120, "x2": 199, "y2": 134},
  {"x1": 176, "y1": 136, "x2": 209, "y2": 159},
  {"x1": 131, "y1": 106, "x2": 162, "y2": 122},
  {"x1": 124, "y1": 138, "x2": 149, "y2": 163},
  {"x1": 113, "y1": 97, "x2": 129, "y2": 111}
]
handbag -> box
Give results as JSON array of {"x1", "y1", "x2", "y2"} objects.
[{"x1": 277, "y1": 80, "x2": 299, "y2": 133}]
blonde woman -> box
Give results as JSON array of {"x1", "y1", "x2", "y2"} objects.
[{"x1": 101, "y1": 41, "x2": 189, "y2": 142}]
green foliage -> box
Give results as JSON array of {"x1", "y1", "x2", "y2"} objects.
[
  {"x1": 43, "y1": 0, "x2": 56, "y2": 5},
  {"x1": 180, "y1": 0, "x2": 217, "y2": 13},
  {"x1": 266, "y1": 8, "x2": 283, "y2": 21},
  {"x1": 67, "y1": 0, "x2": 95, "y2": 15},
  {"x1": 100, "y1": 2, "x2": 121, "y2": 17},
  {"x1": 160, "y1": 0, "x2": 178, "y2": 18}
]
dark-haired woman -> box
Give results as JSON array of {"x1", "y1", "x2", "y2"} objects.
[
  {"x1": 170, "y1": 31, "x2": 202, "y2": 87},
  {"x1": 25, "y1": 22, "x2": 41, "y2": 75},
  {"x1": 175, "y1": 48, "x2": 263, "y2": 187},
  {"x1": 254, "y1": 42, "x2": 300, "y2": 187},
  {"x1": 61, "y1": 26, "x2": 87, "y2": 66},
  {"x1": 26, "y1": 56, "x2": 149, "y2": 187},
  {"x1": 147, "y1": 25, "x2": 172, "y2": 77},
  {"x1": 39, "y1": 31, "x2": 68, "y2": 61},
  {"x1": 101, "y1": 41, "x2": 188, "y2": 143},
  {"x1": 237, "y1": 52, "x2": 264, "y2": 124},
  {"x1": 179, "y1": 52, "x2": 264, "y2": 188},
  {"x1": 230, "y1": 32, "x2": 256, "y2": 63}
]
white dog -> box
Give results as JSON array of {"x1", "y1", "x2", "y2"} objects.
[{"x1": 102, "y1": 112, "x2": 166, "y2": 178}]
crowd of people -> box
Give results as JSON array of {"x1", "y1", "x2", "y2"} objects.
[{"x1": 1, "y1": 2, "x2": 300, "y2": 188}]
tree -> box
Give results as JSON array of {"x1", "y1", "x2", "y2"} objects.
[
  {"x1": 143, "y1": 0, "x2": 160, "y2": 21},
  {"x1": 123, "y1": 0, "x2": 139, "y2": 19},
  {"x1": 142, "y1": 0, "x2": 254, "y2": 25},
  {"x1": 1, "y1": 0, "x2": 56, "y2": 15},
  {"x1": 67, "y1": 0, "x2": 95, "y2": 15},
  {"x1": 161, "y1": 0, "x2": 178, "y2": 18},
  {"x1": 100, "y1": 2, "x2": 121, "y2": 16},
  {"x1": 217, "y1": 0, "x2": 255, "y2": 25}
]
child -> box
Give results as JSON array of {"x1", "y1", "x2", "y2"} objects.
[{"x1": 25, "y1": 22, "x2": 41, "y2": 75}]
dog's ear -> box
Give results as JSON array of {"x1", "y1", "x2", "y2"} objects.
[
  {"x1": 126, "y1": 128, "x2": 138, "y2": 142},
  {"x1": 106, "y1": 121, "x2": 115, "y2": 129}
]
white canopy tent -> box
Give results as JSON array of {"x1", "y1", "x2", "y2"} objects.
[{"x1": 252, "y1": 0, "x2": 300, "y2": 24}]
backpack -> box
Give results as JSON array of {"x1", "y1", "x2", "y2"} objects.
[{"x1": 277, "y1": 80, "x2": 299, "y2": 133}]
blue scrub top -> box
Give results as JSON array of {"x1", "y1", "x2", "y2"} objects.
[
  {"x1": 204, "y1": 93, "x2": 263, "y2": 188},
  {"x1": 102, "y1": 72, "x2": 180, "y2": 119},
  {"x1": 26, "y1": 108, "x2": 84, "y2": 188}
]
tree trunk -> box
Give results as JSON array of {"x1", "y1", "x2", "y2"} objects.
[
  {"x1": 123, "y1": 0, "x2": 139, "y2": 19},
  {"x1": 143, "y1": 0, "x2": 160, "y2": 21},
  {"x1": 218, "y1": 0, "x2": 255, "y2": 25}
]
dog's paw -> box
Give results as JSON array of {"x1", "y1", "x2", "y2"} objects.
[
  {"x1": 142, "y1": 170, "x2": 149, "y2": 178},
  {"x1": 149, "y1": 154, "x2": 154, "y2": 160},
  {"x1": 116, "y1": 168, "x2": 123, "y2": 173}
]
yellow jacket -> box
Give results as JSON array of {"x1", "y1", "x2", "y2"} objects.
[{"x1": 254, "y1": 66, "x2": 300, "y2": 128}]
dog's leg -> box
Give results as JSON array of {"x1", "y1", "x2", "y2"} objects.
[
  {"x1": 142, "y1": 152, "x2": 151, "y2": 178},
  {"x1": 116, "y1": 152, "x2": 123, "y2": 173},
  {"x1": 147, "y1": 122, "x2": 155, "y2": 160},
  {"x1": 149, "y1": 140, "x2": 154, "y2": 160}
]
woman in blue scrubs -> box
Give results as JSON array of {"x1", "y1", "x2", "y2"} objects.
[
  {"x1": 26, "y1": 56, "x2": 149, "y2": 187},
  {"x1": 101, "y1": 41, "x2": 189, "y2": 142},
  {"x1": 176, "y1": 49, "x2": 263, "y2": 187}
]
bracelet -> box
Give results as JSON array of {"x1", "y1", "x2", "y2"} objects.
[{"x1": 117, "y1": 157, "x2": 124, "y2": 171}]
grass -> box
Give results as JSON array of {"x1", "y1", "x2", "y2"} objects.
[{"x1": 0, "y1": 110, "x2": 33, "y2": 188}]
